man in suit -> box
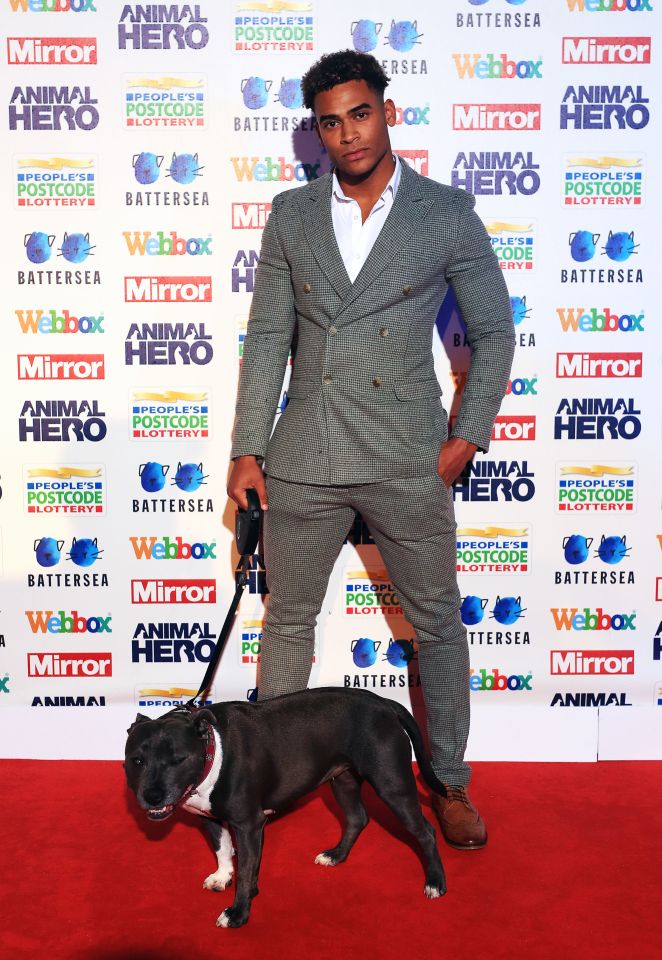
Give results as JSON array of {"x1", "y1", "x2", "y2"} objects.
[{"x1": 228, "y1": 50, "x2": 515, "y2": 849}]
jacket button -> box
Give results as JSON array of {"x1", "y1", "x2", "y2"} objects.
[
  {"x1": 303, "y1": 282, "x2": 311, "y2": 293},
  {"x1": 328, "y1": 325, "x2": 338, "y2": 336},
  {"x1": 372, "y1": 376, "x2": 382, "y2": 387},
  {"x1": 402, "y1": 286, "x2": 411, "y2": 297},
  {"x1": 379, "y1": 326, "x2": 389, "y2": 338},
  {"x1": 323, "y1": 375, "x2": 333, "y2": 384}
]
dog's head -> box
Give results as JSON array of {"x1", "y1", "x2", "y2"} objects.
[{"x1": 124, "y1": 708, "x2": 216, "y2": 820}]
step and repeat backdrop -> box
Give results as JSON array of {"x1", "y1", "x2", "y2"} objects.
[{"x1": 0, "y1": 0, "x2": 660, "y2": 760}]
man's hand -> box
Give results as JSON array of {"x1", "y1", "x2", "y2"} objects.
[
  {"x1": 227, "y1": 455, "x2": 268, "y2": 510},
  {"x1": 437, "y1": 436, "x2": 477, "y2": 488}
]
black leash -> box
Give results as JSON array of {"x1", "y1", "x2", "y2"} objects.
[{"x1": 184, "y1": 488, "x2": 262, "y2": 711}]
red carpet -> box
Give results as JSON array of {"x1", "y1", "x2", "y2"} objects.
[{"x1": 0, "y1": 760, "x2": 659, "y2": 960}]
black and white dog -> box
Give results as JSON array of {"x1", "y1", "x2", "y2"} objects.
[{"x1": 124, "y1": 687, "x2": 447, "y2": 928}]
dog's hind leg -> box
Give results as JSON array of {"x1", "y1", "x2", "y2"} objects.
[
  {"x1": 315, "y1": 770, "x2": 368, "y2": 867},
  {"x1": 202, "y1": 820, "x2": 235, "y2": 891}
]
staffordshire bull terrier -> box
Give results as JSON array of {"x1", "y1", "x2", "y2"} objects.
[{"x1": 124, "y1": 687, "x2": 447, "y2": 928}]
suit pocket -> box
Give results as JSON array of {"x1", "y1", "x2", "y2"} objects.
[
  {"x1": 393, "y1": 378, "x2": 442, "y2": 401},
  {"x1": 286, "y1": 379, "x2": 315, "y2": 399}
]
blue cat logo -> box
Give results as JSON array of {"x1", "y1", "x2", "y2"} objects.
[
  {"x1": 67, "y1": 537, "x2": 103, "y2": 567},
  {"x1": 563, "y1": 534, "x2": 593, "y2": 565},
  {"x1": 133, "y1": 152, "x2": 163, "y2": 184},
  {"x1": 384, "y1": 639, "x2": 416, "y2": 668},
  {"x1": 139, "y1": 462, "x2": 169, "y2": 493},
  {"x1": 34, "y1": 537, "x2": 64, "y2": 568},
  {"x1": 510, "y1": 295, "x2": 530, "y2": 327},
  {"x1": 173, "y1": 462, "x2": 207, "y2": 492},
  {"x1": 241, "y1": 77, "x2": 271, "y2": 110},
  {"x1": 386, "y1": 20, "x2": 422, "y2": 52},
  {"x1": 603, "y1": 230, "x2": 638, "y2": 263},
  {"x1": 596, "y1": 534, "x2": 630, "y2": 565},
  {"x1": 351, "y1": 19, "x2": 382, "y2": 52},
  {"x1": 277, "y1": 78, "x2": 303, "y2": 110},
  {"x1": 167, "y1": 152, "x2": 203, "y2": 185},
  {"x1": 25, "y1": 232, "x2": 55, "y2": 264},
  {"x1": 460, "y1": 595, "x2": 488, "y2": 626},
  {"x1": 569, "y1": 230, "x2": 599, "y2": 263},
  {"x1": 491, "y1": 596, "x2": 525, "y2": 625},
  {"x1": 351, "y1": 637, "x2": 380, "y2": 668},
  {"x1": 59, "y1": 232, "x2": 94, "y2": 264}
]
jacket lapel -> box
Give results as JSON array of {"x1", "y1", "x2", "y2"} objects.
[{"x1": 299, "y1": 174, "x2": 352, "y2": 301}]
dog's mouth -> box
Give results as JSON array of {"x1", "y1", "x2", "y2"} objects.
[{"x1": 146, "y1": 803, "x2": 176, "y2": 821}]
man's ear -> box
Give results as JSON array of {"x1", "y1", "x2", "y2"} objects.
[{"x1": 384, "y1": 98, "x2": 396, "y2": 127}]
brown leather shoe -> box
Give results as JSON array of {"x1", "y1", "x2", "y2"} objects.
[{"x1": 431, "y1": 785, "x2": 488, "y2": 850}]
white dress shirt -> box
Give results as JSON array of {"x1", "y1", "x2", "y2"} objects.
[{"x1": 331, "y1": 157, "x2": 402, "y2": 283}]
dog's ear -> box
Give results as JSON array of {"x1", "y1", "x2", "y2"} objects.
[
  {"x1": 194, "y1": 708, "x2": 218, "y2": 734},
  {"x1": 127, "y1": 712, "x2": 150, "y2": 734}
]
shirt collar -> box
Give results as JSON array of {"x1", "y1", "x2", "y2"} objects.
[{"x1": 332, "y1": 155, "x2": 401, "y2": 205}]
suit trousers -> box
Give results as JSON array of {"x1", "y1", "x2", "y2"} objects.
[{"x1": 258, "y1": 473, "x2": 471, "y2": 786}]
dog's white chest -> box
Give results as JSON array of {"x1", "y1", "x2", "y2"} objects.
[{"x1": 181, "y1": 727, "x2": 222, "y2": 818}]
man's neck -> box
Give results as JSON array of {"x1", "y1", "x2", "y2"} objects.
[{"x1": 336, "y1": 152, "x2": 397, "y2": 221}]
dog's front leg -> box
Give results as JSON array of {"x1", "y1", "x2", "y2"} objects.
[
  {"x1": 203, "y1": 820, "x2": 235, "y2": 891},
  {"x1": 216, "y1": 816, "x2": 265, "y2": 929}
]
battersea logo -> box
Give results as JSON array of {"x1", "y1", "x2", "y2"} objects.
[
  {"x1": 451, "y1": 152, "x2": 540, "y2": 196},
  {"x1": 130, "y1": 389, "x2": 210, "y2": 440},
  {"x1": 453, "y1": 102, "x2": 541, "y2": 131},
  {"x1": 555, "y1": 534, "x2": 635, "y2": 586},
  {"x1": 550, "y1": 650, "x2": 634, "y2": 675},
  {"x1": 563, "y1": 155, "x2": 644, "y2": 207},
  {"x1": 239, "y1": 75, "x2": 303, "y2": 110},
  {"x1": 560, "y1": 85, "x2": 649, "y2": 130},
  {"x1": 230, "y1": 156, "x2": 322, "y2": 182},
  {"x1": 234, "y1": 3, "x2": 314, "y2": 54},
  {"x1": 124, "y1": 76, "x2": 206, "y2": 129},
  {"x1": 33, "y1": 535, "x2": 103, "y2": 568},
  {"x1": 462, "y1": 595, "x2": 530, "y2": 647},
  {"x1": 24, "y1": 230, "x2": 95, "y2": 265},
  {"x1": 134, "y1": 460, "x2": 213, "y2": 514},
  {"x1": 470, "y1": 668, "x2": 532, "y2": 692},
  {"x1": 16, "y1": 307, "x2": 104, "y2": 335},
  {"x1": 19, "y1": 399, "x2": 106, "y2": 442},
  {"x1": 235, "y1": 76, "x2": 314, "y2": 135},
  {"x1": 452, "y1": 50, "x2": 543, "y2": 79},
  {"x1": 344, "y1": 569, "x2": 403, "y2": 616},
  {"x1": 25, "y1": 609, "x2": 112, "y2": 634},
  {"x1": 456, "y1": 525, "x2": 530, "y2": 574},
  {"x1": 127, "y1": 151, "x2": 209, "y2": 208},
  {"x1": 9, "y1": 85, "x2": 99, "y2": 131},
  {"x1": 125, "y1": 322, "x2": 212, "y2": 365},
  {"x1": 14, "y1": 156, "x2": 97, "y2": 208},
  {"x1": 557, "y1": 305, "x2": 644, "y2": 334},
  {"x1": 17, "y1": 353, "x2": 104, "y2": 381},
  {"x1": 131, "y1": 579, "x2": 216, "y2": 604},
  {"x1": 129, "y1": 535, "x2": 217, "y2": 560},
  {"x1": 23, "y1": 464, "x2": 106, "y2": 514},
  {"x1": 232, "y1": 202, "x2": 271, "y2": 229},
  {"x1": 124, "y1": 276, "x2": 212, "y2": 302},
  {"x1": 351, "y1": 19, "x2": 428, "y2": 76},
  {"x1": 554, "y1": 397, "x2": 641, "y2": 440},
  {"x1": 7, "y1": 36, "x2": 97, "y2": 64},
  {"x1": 556, "y1": 463, "x2": 637, "y2": 512},
  {"x1": 27, "y1": 652, "x2": 111, "y2": 678},
  {"x1": 453, "y1": 460, "x2": 535, "y2": 502},
  {"x1": 118, "y1": 4, "x2": 209, "y2": 50},
  {"x1": 351, "y1": 637, "x2": 416, "y2": 669},
  {"x1": 567, "y1": 229, "x2": 639, "y2": 264},
  {"x1": 131, "y1": 622, "x2": 217, "y2": 664},
  {"x1": 233, "y1": 250, "x2": 259, "y2": 292},
  {"x1": 556, "y1": 352, "x2": 642, "y2": 378},
  {"x1": 562, "y1": 36, "x2": 651, "y2": 64},
  {"x1": 487, "y1": 221, "x2": 534, "y2": 271},
  {"x1": 456, "y1": 4, "x2": 542, "y2": 31},
  {"x1": 550, "y1": 606, "x2": 636, "y2": 631}
]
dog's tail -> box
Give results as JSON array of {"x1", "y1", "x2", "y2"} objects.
[{"x1": 388, "y1": 699, "x2": 447, "y2": 797}]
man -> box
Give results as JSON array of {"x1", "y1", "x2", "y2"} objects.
[{"x1": 228, "y1": 50, "x2": 515, "y2": 849}]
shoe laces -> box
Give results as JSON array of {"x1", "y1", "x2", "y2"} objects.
[{"x1": 444, "y1": 785, "x2": 471, "y2": 805}]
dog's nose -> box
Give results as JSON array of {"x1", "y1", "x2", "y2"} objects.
[{"x1": 143, "y1": 786, "x2": 165, "y2": 806}]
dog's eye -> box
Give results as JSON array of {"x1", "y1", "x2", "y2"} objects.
[
  {"x1": 172, "y1": 756, "x2": 186, "y2": 765},
  {"x1": 132, "y1": 757, "x2": 144, "y2": 766}
]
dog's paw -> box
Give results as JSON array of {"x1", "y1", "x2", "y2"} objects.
[
  {"x1": 424, "y1": 883, "x2": 446, "y2": 899},
  {"x1": 314, "y1": 852, "x2": 337, "y2": 867},
  {"x1": 216, "y1": 905, "x2": 248, "y2": 928},
  {"x1": 203, "y1": 870, "x2": 234, "y2": 892}
]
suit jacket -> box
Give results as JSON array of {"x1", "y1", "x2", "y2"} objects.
[{"x1": 231, "y1": 157, "x2": 515, "y2": 485}]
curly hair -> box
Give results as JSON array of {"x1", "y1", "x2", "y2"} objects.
[{"x1": 302, "y1": 50, "x2": 390, "y2": 111}]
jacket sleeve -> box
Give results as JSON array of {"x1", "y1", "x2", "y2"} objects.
[
  {"x1": 444, "y1": 192, "x2": 516, "y2": 453},
  {"x1": 230, "y1": 194, "x2": 297, "y2": 460}
]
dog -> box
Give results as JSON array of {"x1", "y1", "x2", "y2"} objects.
[{"x1": 124, "y1": 687, "x2": 447, "y2": 928}]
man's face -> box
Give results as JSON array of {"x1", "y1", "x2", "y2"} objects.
[{"x1": 313, "y1": 79, "x2": 395, "y2": 181}]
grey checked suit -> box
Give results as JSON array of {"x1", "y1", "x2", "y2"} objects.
[{"x1": 231, "y1": 158, "x2": 515, "y2": 784}]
